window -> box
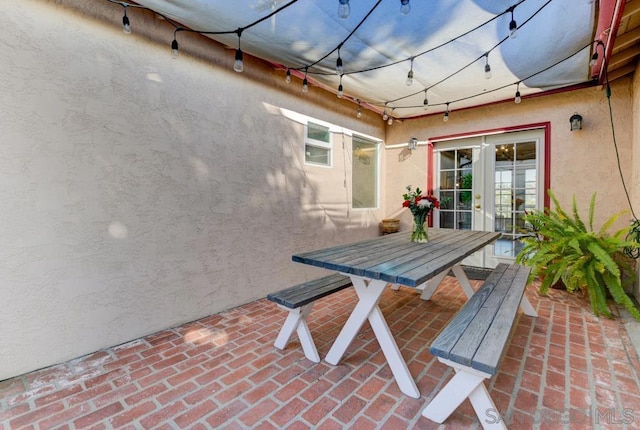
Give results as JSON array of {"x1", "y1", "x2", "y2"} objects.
[
  {"x1": 305, "y1": 122, "x2": 332, "y2": 166},
  {"x1": 352, "y1": 135, "x2": 378, "y2": 208}
]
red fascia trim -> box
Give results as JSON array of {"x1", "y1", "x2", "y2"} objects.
[
  {"x1": 592, "y1": 0, "x2": 626, "y2": 83},
  {"x1": 427, "y1": 122, "x2": 552, "y2": 210}
]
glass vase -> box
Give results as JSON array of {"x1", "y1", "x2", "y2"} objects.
[{"x1": 411, "y1": 212, "x2": 429, "y2": 243}]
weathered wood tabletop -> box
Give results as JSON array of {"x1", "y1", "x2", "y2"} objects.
[{"x1": 292, "y1": 228, "x2": 501, "y2": 287}]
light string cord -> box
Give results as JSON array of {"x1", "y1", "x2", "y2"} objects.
[
  {"x1": 383, "y1": 0, "x2": 552, "y2": 107},
  {"x1": 594, "y1": 41, "x2": 640, "y2": 257}
]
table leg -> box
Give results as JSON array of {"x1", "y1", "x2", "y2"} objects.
[
  {"x1": 325, "y1": 277, "x2": 419, "y2": 398},
  {"x1": 419, "y1": 269, "x2": 450, "y2": 300},
  {"x1": 451, "y1": 264, "x2": 476, "y2": 298}
]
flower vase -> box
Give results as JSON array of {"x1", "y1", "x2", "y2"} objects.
[{"x1": 411, "y1": 213, "x2": 429, "y2": 243}]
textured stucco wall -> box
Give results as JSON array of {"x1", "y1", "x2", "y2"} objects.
[
  {"x1": 0, "y1": 0, "x2": 385, "y2": 379},
  {"x1": 385, "y1": 80, "x2": 635, "y2": 231}
]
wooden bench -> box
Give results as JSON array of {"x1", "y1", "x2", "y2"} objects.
[
  {"x1": 267, "y1": 273, "x2": 352, "y2": 363},
  {"x1": 421, "y1": 263, "x2": 537, "y2": 429}
]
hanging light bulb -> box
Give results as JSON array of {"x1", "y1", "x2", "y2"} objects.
[
  {"x1": 514, "y1": 83, "x2": 522, "y2": 104},
  {"x1": 509, "y1": 8, "x2": 518, "y2": 39},
  {"x1": 388, "y1": 109, "x2": 395, "y2": 125},
  {"x1": 302, "y1": 68, "x2": 309, "y2": 93},
  {"x1": 484, "y1": 53, "x2": 492, "y2": 79},
  {"x1": 234, "y1": 49, "x2": 244, "y2": 73},
  {"x1": 285, "y1": 69, "x2": 291, "y2": 83},
  {"x1": 382, "y1": 107, "x2": 388, "y2": 121},
  {"x1": 406, "y1": 58, "x2": 414, "y2": 86},
  {"x1": 357, "y1": 106, "x2": 362, "y2": 118},
  {"x1": 443, "y1": 103, "x2": 450, "y2": 122},
  {"x1": 423, "y1": 89, "x2": 429, "y2": 109},
  {"x1": 122, "y1": 7, "x2": 131, "y2": 35},
  {"x1": 171, "y1": 30, "x2": 180, "y2": 59},
  {"x1": 337, "y1": 75, "x2": 344, "y2": 98},
  {"x1": 400, "y1": 0, "x2": 411, "y2": 15},
  {"x1": 336, "y1": 49, "x2": 344, "y2": 75},
  {"x1": 589, "y1": 51, "x2": 598, "y2": 67},
  {"x1": 338, "y1": 0, "x2": 350, "y2": 19},
  {"x1": 233, "y1": 30, "x2": 244, "y2": 73}
]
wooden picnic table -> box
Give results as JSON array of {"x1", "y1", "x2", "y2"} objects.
[{"x1": 292, "y1": 228, "x2": 502, "y2": 398}]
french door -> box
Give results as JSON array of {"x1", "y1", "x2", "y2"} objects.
[{"x1": 433, "y1": 129, "x2": 545, "y2": 268}]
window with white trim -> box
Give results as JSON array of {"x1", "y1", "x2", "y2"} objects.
[
  {"x1": 304, "y1": 122, "x2": 332, "y2": 166},
  {"x1": 352, "y1": 135, "x2": 378, "y2": 208}
]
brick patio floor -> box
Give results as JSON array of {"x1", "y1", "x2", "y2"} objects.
[{"x1": 2, "y1": 276, "x2": 640, "y2": 429}]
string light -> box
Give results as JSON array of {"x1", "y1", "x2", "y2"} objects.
[
  {"x1": 101, "y1": 0, "x2": 573, "y2": 119},
  {"x1": 590, "y1": 40, "x2": 604, "y2": 67},
  {"x1": 233, "y1": 29, "x2": 244, "y2": 73},
  {"x1": 336, "y1": 48, "x2": 344, "y2": 75},
  {"x1": 171, "y1": 29, "x2": 180, "y2": 58},
  {"x1": 406, "y1": 57, "x2": 414, "y2": 86},
  {"x1": 337, "y1": 75, "x2": 344, "y2": 98},
  {"x1": 122, "y1": 6, "x2": 131, "y2": 34},
  {"x1": 285, "y1": 68, "x2": 291, "y2": 83},
  {"x1": 338, "y1": 0, "x2": 350, "y2": 19},
  {"x1": 302, "y1": 67, "x2": 309, "y2": 93},
  {"x1": 484, "y1": 53, "x2": 492, "y2": 79},
  {"x1": 443, "y1": 103, "x2": 450, "y2": 122},
  {"x1": 388, "y1": 108, "x2": 395, "y2": 125},
  {"x1": 509, "y1": 6, "x2": 518, "y2": 39},
  {"x1": 356, "y1": 99, "x2": 362, "y2": 118},
  {"x1": 514, "y1": 82, "x2": 522, "y2": 104},
  {"x1": 382, "y1": 103, "x2": 389, "y2": 121},
  {"x1": 423, "y1": 89, "x2": 428, "y2": 109},
  {"x1": 400, "y1": 0, "x2": 411, "y2": 15}
]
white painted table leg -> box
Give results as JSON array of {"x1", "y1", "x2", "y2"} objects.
[
  {"x1": 274, "y1": 304, "x2": 320, "y2": 363},
  {"x1": 419, "y1": 270, "x2": 449, "y2": 300},
  {"x1": 368, "y1": 302, "x2": 420, "y2": 398},
  {"x1": 325, "y1": 276, "x2": 386, "y2": 365},
  {"x1": 451, "y1": 264, "x2": 476, "y2": 298},
  {"x1": 390, "y1": 283, "x2": 401, "y2": 291}
]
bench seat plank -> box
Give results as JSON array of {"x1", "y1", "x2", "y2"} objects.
[
  {"x1": 422, "y1": 263, "x2": 534, "y2": 428},
  {"x1": 430, "y1": 263, "x2": 530, "y2": 375},
  {"x1": 267, "y1": 273, "x2": 352, "y2": 308}
]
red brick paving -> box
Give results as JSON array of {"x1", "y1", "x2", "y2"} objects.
[{"x1": 2, "y1": 276, "x2": 640, "y2": 428}]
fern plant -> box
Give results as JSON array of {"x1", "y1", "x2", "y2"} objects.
[{"x1": 516, "y1": 191, "x2": 640, "y2": 320}]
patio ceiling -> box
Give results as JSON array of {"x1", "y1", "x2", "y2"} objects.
[{"x1": 121, "y1": 0, "x2": 637, "y2": 119}]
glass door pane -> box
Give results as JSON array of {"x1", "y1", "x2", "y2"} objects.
[
  {"x1": 438, "y1": 148, "x2": 473, "y2": 230},
  {"x1": 493, "y1": 141, "x2": 537, "y2": 258}
]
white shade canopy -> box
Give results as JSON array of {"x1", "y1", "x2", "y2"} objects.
[{"x1": 132, "y1": 0, "x2": 596, "y2": 118}]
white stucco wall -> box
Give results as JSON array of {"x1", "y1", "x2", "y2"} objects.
[
  {"x1": 632, "y1": 62, "x2": 640, "y2": 300},
  {"x1": 0, "y1": 0, "x2": 385, "y2": 380}
]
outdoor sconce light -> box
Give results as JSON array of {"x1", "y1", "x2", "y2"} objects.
[
  {"x1": 570, "y1": 112, "x2": 582, "y2": 131},
  {"x1": 408, "y1": 137, "x2": 418, "y2": 151}
]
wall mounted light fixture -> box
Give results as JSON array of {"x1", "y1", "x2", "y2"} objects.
[
  {"x1": 570, "y1": 112, "x2": 582, "y2": 131},
  {"x1": 408, "y1": 137, "x2": 418, "y2": 151}
]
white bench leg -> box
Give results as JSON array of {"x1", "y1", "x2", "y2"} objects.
[
  {"x1": 519, "y1": 295, "x2": 538, "y2": 317},
  {"x1": 274, "y1": 304, "x2": 320, "y2": 363},
  {"x1": 325, "y1": 276, "x2": 420, "y2": 398},
  {"x1": 419, "y1": 269, "x2": 449, "y2": 300},
  {"x1": 422, "y1": 359, "x2": 506, "y2": 429},
  {"x1": 389, "y1": 283, "x2": 401, "y2": 290}
]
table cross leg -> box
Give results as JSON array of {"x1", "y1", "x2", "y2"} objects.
[
  {"x1": 368, "y1": 301, "x2": 420, "y2": 398},
  {"x1": 325, "y1": 277, "x2": 386, "y2": 366},
  {"x1": 419, "y1": 269, "x2": 450, "y2": 300},
  {"x1": 451, "y1": 264, "x2": 476, "y2": 298}
]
